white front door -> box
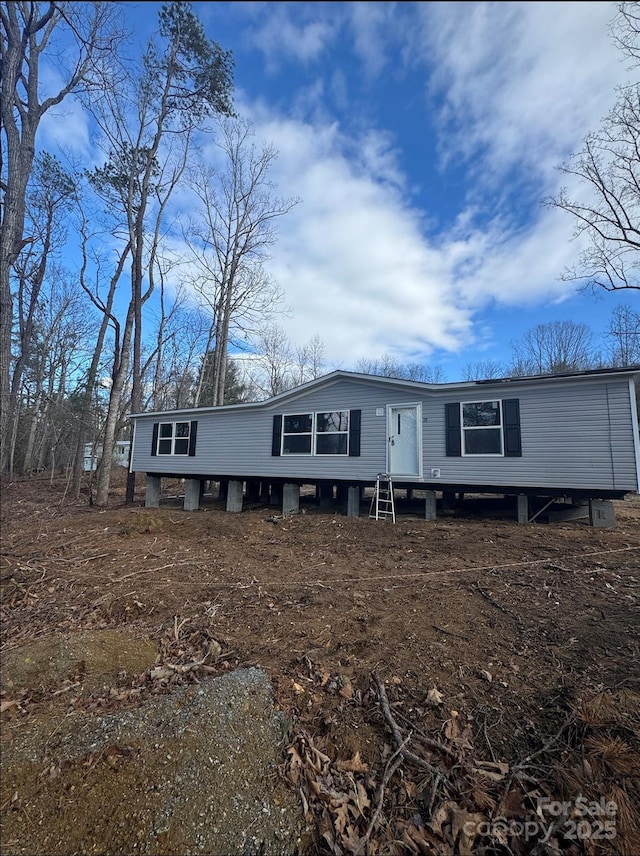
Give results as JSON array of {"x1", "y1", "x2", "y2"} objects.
[{"x1": 388, "y1": 405, "x2": 421, "y2": 476}]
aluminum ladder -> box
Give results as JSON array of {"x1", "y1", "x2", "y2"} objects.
[{"x1": 369, "y1": 473, "x2": 396, "y2": 523}]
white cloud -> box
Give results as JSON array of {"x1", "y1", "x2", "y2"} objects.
[
  {"x1": 38, "y1": 88, "x2": 93, "y2": 162},
  {"x1": 348, "y1": 1, "x2": 395, "y2": 79},
  {"x1": 418, "y1": 1, "x2": 627, "y2": 188},
  {"x1": 242, "y1": 111, "x2": 475, "y2": 364},
  {"x1": 26, "y1": 41, "x2": 98, "y2": 160},
  {"x1": 235, "y1": 92, "x2": 606, "y2": 369},
  {"x1": 356, "y1": 129, "x2": 407, "y2": 193},
  {"x1": 245, "y1": 4, "x2": 338, "y2": 71},
  {"x1": 155, "y1": 3, "x2": 636, "y2": 374},
  {"x1": 449, "y1": 207, "x2": 584, "y2": 309}
]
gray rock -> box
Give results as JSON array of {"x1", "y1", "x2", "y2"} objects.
[{"x1": 2, "y1": 668, "x2": 307, "y2": 855}]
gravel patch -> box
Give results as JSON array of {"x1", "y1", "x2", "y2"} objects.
[{"x1": 2, "y1": 667, "x2": 307, "y2": 855}]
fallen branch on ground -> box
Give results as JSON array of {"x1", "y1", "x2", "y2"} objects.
[
  {"x1": 373, "y1": 674, "x2": 444, "y2": 776},
  {"x1": 355, "y1": 735, "x2": 410, "y2": 855}
]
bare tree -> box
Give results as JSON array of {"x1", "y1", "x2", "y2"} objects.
[
  {"x1": 612, "y1": 0, "x2": 640, "y2": 60},
  {"x1": 0, "y1": 1, "x2": 123, "y2": 472},
  {"x1": 239, "y1": 325, "x2": 330, "y2": 400},
  {"x1": 70, "y1": 198, "x2": 131, "y2": 498},
  {"x1": 508, "y1": 320, "x2": 600, "y2": 376},
  {"x1": 142, "y1": 267, "x2": 206, "y2": 411},
  {"x1": 184, "y1": 117, "x2": 298, "y2": 406},
  {"x1": 5, "y1": 153, "x2": 76, "y2": 474},
  {"x1": 159, "y1": 308, "x2": 211, "y2": 409},
  {"x1": 84, "y1": 0, "x2": 234, "y2": 506},
  {"x1": 461, "y1": 359, "x2": 504, "y2": 381},
  {"x1": 293, "y1": 334, "x2": 326, "y2": 385},
  {"x1": 355, "y1": 353, "x2": 445, "y2": 382},
  {"x1": 19, "y1": 270, "x2": 94, "y2": 476},
  {"x1": 242, "y1": 324, "x2": 294, "y2": 399},
  {"x1": 606, "y1": 302, "x2": 640, "y2": 365},
  {"x1": 545, "y1": 2, "x2": 640, "y2": 293}
]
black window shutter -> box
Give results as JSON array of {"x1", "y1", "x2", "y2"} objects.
[
  {"x1": 188, "y1": 420, "x2": 198, "y2": 456},
  {"x1": 348, "y1": 409, "x2": 361, "y2": 457},
  {"x1": 151, "y1": 422, "x2": 159, "y2": 456},
  {"x1": 272, "y1": 415, "x2": 282, "y2": 456},
  {"x1": 502, "y1": 399, "x2": 522, "y2": 457},
  {"x1": 445, "y1": 403, "x2": 462, "y2": 456}
]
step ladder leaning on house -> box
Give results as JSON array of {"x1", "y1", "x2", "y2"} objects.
[{"x1": 369, "y1": 473, "x2": 396, "y2": 523}]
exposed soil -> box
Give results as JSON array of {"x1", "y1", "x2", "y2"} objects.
[{"x1": 1, "y1": 472, "x2": 639, "y2": 855}]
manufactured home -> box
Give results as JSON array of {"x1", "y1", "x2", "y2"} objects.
[
  {"x1": 128, "y1": 366, "x2": 640, "y2": 526},
  {"x1": 83, "y1": 440, "x2": 131, "y2": 472}
]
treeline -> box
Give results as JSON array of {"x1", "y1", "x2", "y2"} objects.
[
  {"x1": 460, "y1": 311, "x2": 640, "y2": 380},
  {"x1": 1, "y1": 2, "x2": 300, "y2": 502}
]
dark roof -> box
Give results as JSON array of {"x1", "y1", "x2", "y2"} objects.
[{"x1": 474, "y1": 364, "x2": 640, "y2": 385}]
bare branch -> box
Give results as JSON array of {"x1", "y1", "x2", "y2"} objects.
[{"x1": 545, "y1": 3, "x2": 640, "y2": 293}]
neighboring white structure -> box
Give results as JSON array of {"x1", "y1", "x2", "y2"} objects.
[{"x1": 83, "y1": 440, "x2": 131, "y2": 471}]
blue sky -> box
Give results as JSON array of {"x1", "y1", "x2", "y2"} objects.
[{"x1": 41, "y1": 1, "x2": 639, "y2": 380}]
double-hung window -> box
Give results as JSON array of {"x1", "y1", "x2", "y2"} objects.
[
  {"x1": 281, "y1": 411, "x2": 350, "y2": 455},
  {"x1": 461, "y1": 401, "x2": 503, "y2": 455},
  {"x1": 315, "y1": 411, "x2": 349, "y2": 455},
  {"x1": 282, "y1": 414, "x2": 313, "y2": 455},
  {"x1": 157, "y1": 421, "x2": 191, "y2": 455},
  {"x1": 445, "y1": 398, "x2": 521, "y2": 458}
]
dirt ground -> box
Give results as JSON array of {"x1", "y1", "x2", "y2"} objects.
[{"x1": 1, "y1": 472, "x2": 639, "y2": 856}]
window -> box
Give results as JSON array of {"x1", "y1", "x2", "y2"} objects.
[
  {"x1": 461, "y1": 401, "x2": 503, "y2": 455},
  {"x1": 315, "y1": 410, "x2": 349, "y2": 455},
  {"x1": 282, "y1": 414, "x2": 313, "y2": 455},
  {"x1": 157, "y1": 421, "x2": 191, "y2": 455},
  {"x1": 445, "y1": 399, "x2": 521, "y2": 458},
  {"x1": 281, "y1": 411, "x2": 350, "y2": 455}
]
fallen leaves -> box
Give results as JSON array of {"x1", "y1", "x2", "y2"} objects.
[
  {"x1": 284, "y1": 675, "x2": 575, "y2": 855},
  {"x1": 350, "y1": 677, "x2": 640, "y2": 856},
  {"x1": 426, "y1": 687, "x2": 444, "y2": 707},
  {"x1": 443, "y1": 711, "x2": 473, "y2": 753},
  {"x1": 471, "y1": 759, "x2": 509, "y2": 783},
  {"x1": 3, "y1": 482, "x2": 639, "y2": 855},
  {"x1": 334, "y1": 752, "x2": 369, "y2": 775},
  {"x1": 284, "y1": 729, "x2": 376, "y2": 855}
]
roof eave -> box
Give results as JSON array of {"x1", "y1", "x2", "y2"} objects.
[{"x1": 128, "y1": 365, "x2": 640, "y2": 419}]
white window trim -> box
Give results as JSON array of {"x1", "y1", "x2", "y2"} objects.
[
  {"x1": 157, "y1": 421, "x2": 191, "y2": 456},
  {"x1": 281, "y1": 413, "x2": 313, "y2": 456},
  {"x1": 461, "y1": 400, "x2": 504, "y2": 457},
  {"x1": 314, "y1": 410, "x2": 349, "y2": 456},
  {"x1": 281, "y1": 411, "x2": 350, "y2": 456}
]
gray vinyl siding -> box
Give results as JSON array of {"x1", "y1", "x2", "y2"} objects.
[
  {"x1": 130, "y1": 374, "x2": 639, "y2": 493},
  {"x1": 132, "y1": 379, "x2": 415, "y2": 482},
  {"x1": 428, "y1": 378, "x2": 637, "y2": 491}
]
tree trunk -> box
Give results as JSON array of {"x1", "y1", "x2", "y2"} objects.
[
  {"x1": 73, "y1": 240, "x2": 129, "y2": 498},
  {"x1": 22, "y1": 392, "x2": 43, "y2": 476},
  {"x1": 96, "y1": 306, "x2": 135, "y2": 507},
  {"x1": 6, "y1": 219, "x2": 54, "y2": 475},
  {"x1": 0, "y1": 115, "x2": 37, "y2": 473},
  {"x1": 0, "y1": 2, "x2": 123, "y2": 472},
  {"x1": 0, "y1": 5, "x2": 55, "y2": 472},
  {"x1": 125, "y1": 223, "x2": 145, "y2": 505},
  {"x1": 215, "y1": 274, "x2": 236, "y2": 405}
]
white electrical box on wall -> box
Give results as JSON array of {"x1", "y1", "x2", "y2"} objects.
[
  {"x1": 430, "y1": 468, "x2": 441, "y2": 478},
  {"x1": 375, "y1": 407, "x2": 384, "y2": 416}
]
